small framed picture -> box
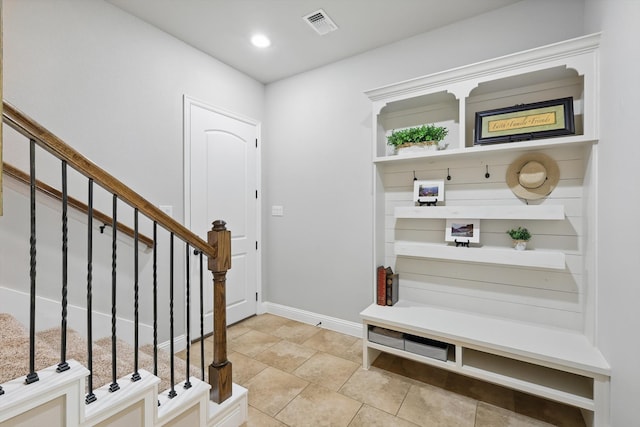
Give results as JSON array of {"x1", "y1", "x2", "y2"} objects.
[
  {"x1": 413, "y1": 180, "x2": 445, "y2": 205},
  {"x1": 445, "y1": 219, "x2": 480, "y2": 244}
]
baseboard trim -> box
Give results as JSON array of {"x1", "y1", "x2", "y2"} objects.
[
  {"x1": 159, "y1": 334, "x2": 187, "y2": 354},
  {"x1": 262, "y1": 302, "x2": 362, "y2": 338}
]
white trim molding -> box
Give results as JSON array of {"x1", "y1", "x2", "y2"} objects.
[{"x1": 262, "y1": 302, "x2": 362, "y2": 338}]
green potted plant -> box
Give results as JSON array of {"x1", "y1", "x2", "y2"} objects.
[
  {"x1": 387, "y1": 124, "x2": 449, "y2": 154},
  {"x1": 506, "y1": 226, "x2": 531, "y2": 251}
]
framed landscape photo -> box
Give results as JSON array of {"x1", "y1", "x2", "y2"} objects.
[
  {"x1": 413, "y1": 180, "x2": 444, "y2": 205},
  {"x1": 474, "y1": 97, "x2": 575, "y2": 145},
  {"x1": 445, "y1": 219, "x2": 480, "y2": 244}
]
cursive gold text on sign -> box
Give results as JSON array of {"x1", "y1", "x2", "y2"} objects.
[{"x1": 488, "y1": 112, "x2": 557, "y2": 132}]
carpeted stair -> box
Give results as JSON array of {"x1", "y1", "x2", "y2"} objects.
[
  {"x1": 0, "y1": 313, "x2": 59, "y2": 383},
  {"x1": 0, "y1": 313, "x2": 203, "y2": 394}
]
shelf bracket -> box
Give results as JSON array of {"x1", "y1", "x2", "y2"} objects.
[
  {"x1": 417, "y1": 199, "x2": 438, "y2": 207},
  {"x1": 455, "y1": 239, "x2": 470, "y2": 248}
]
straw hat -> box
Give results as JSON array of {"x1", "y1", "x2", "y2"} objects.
[{"x1": 506, "y1": 152, "x2": 559, "y2": 200}]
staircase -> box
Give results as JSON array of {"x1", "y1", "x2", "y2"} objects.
[
  {"x1": 0, "y1": 315, "x2": 247, "y2": 427},
  {"x1": 0, "y1": 101, "x2": 248, "y2": 426}
]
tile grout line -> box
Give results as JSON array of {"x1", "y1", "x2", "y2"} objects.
[
  {"x1": 272, "y1": 380, "x2": 312, "y2": 425},
  {"x1": 473, "y1": 400, "x2": 480, "y2": 427},
  {"x1": 395, "y1": 378, "x2": 413, "y2": 418},
  {"x1": 345, "y1": 402, "x2": 365, "y2": 427}
]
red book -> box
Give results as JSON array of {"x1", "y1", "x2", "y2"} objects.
[{"x1": 377, "y1": 265, "x2": 386, "y2": 305}]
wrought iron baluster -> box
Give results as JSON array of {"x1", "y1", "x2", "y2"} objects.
[
  {"x1": 86, "y1": 179, "x2": 97, "y2": 404},
  {"x1": 26, "y1": 139, "x2": 39, "y2": 385},
  {"x1": 131, "y1": 208, "x2": 141, "y2": 382},
  {"x1": 168, "y1": 233, "x2": 177, "y2": 398},
  {"x1": 199, "y1": 251, "x2": 205, "y2": 381},
  {"x1": 153, "y1": 222, "x2": 158, "y2": 378},
  {"x1": 109, "y1": 194, "x2": 120, "y2": 393},
  {"x1": 57, "y1": 161, "x2": 70, "y2": 373},
  {"x1": 184, "y1": 244, "x2": 192, "y2": 389},
  {"x1": 153, "y1": 221, "x2": 159, "y2": 407}
]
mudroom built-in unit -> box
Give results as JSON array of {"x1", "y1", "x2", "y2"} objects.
[{"x1": 360, "y1": 33, "x2": 610, "y2": 426}]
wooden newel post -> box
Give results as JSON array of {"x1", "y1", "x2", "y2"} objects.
[{"x1": 208, "y1": 220, "x2": 232, "y2": 403}]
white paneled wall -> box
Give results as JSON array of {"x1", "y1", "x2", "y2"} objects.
[{"x1": 379, "y1": 144, "x2": 591, "y2": 332}]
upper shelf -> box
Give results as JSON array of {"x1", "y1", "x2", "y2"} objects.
[
  {"x1": 374, "y1": 135, "x2": 596, "y2": 164},
  {"x1": 365, "y1": 33, "x2": 600, "y2": 105},
  {"x1": 366, "y1": 33, "x2": 601, "y2": 160},
  {"x1": 395, "y1": 205, "x2": 565, "y2": 220}
]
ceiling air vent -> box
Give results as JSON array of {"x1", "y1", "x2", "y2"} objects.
[{"x1": 303, "y1": 9, "x2": 338, "y2": 36}]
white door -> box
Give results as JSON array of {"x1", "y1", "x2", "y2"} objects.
[{"x1": 184, "y1": 96, "x2": 259, "y2": 337}]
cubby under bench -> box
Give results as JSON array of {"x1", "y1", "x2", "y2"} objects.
[{"x1": 360, "y1": 301, "x2": 611, "y2": 426}]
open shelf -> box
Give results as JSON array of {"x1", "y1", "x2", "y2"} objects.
[
  {"x1": 394, "y1": 241, "x2": 566, "y2": 270},
  {"x1": 366, "y1": 340, "x2": 457, "y2": 371},
  {"x1": 395, "y1": 205, "x2": 564, "y2": 220},
  {"x1": 374, "y1": 135, "x2": 596, "y2": 164},
  {"x1": 461, "y1": 349, "x2": 594, "y2": 410}
]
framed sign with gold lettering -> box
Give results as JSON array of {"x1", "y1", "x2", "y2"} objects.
[{"x1": 474, "y1": 97, "x2": 574, "y2": 145}]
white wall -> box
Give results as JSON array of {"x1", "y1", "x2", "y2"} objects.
[
  {"x1": 584, "y1": 1, "x2": 640, "y2": 424},
  {"x1": 263, "y1": 0, "x2": 586, "y2": 323},
  {"x1": 1, "y1": 0, "x2": 264, "y2": 343}
]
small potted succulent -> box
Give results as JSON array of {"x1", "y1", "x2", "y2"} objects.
[
  {"x1": 506, "y1": 226, "x2": 531, "y2": 251},
  {"x1": 387, "y1": 124, "x2": 449, "y2": 154}
]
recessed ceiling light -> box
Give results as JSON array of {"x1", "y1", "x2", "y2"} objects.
[{"x1": 251, "y1": 34, "x2": 271, "y2": 48}]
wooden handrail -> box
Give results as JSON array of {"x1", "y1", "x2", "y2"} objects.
[
  {"x1": 2, "y1": 101, "x2": 215, "y2": 258},
  {"x1": 2, "y1": 162, "x2": 154, "y2": 249}
]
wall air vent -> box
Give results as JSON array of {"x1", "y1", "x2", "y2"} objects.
[{"x1": 303, "y1": 9, "x2": 338, "y2": 36}]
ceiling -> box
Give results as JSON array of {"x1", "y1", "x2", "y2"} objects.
[{"x1": 106, "y1": 0, "x2": 522, "y2": 84}]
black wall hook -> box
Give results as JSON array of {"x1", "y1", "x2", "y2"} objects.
[
  {"x1": 413, "y1": 170, "x2": 417, "y2": 181},
  {"x1": 447, "y1": 168, "x2": 451, "y2": 181},
  {"x1": 485, "y1": 165, "x2": 491, "y2": 179}
]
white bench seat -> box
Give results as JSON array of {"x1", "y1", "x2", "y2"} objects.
[{"x1": 360, "y1": 301, "x2": 610, "y2": 426}]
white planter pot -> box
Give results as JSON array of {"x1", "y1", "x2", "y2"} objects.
[
  {"x1": 396, "y1": 142, "x2": 438, "y2": 155},
  {"x1": 513, "y1": 240, "x2": 528, "y2": 251}
]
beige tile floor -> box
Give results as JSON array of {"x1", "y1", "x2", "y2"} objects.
[{"x1": 178, "y1": 313, "x2": 586, "y2": 427}]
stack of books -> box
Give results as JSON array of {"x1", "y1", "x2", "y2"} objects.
[{"x1": 376, "y1": 266, "x2": 398, "y2": 306}]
